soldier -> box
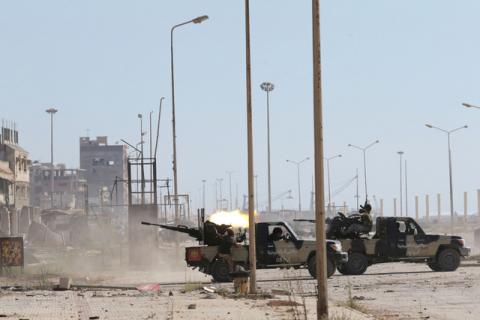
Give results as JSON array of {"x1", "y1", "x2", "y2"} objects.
[
  {"x1": 268, "y1": 227, "x2": 284, "y2": 242},
  {"x1": 218, "y1": 228, "x2": 238, "y2": 272},
  {"x1": 346, "y1": 203, "x2": 373, "y2": 236}
]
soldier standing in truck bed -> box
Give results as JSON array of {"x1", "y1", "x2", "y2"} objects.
[
  {"x1": 218, "y1": 228, "x2": 238, "y2": 272},
  {"x1": 346, "y1": 203, "x2": 373, "y2": 235}
]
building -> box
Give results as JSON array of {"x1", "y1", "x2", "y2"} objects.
[
  {"x1": 0, "y1": 160, "x2": 14, "y2": 207},
  {"x1": 29, "y1": 162, "x2": 87, "y2": 210},
  {"x1": 0, "y1": 121, "x2": 30, "y2": 210},
  {"x1": 79, "y1": 136, "x2": 128, "y2": 206}
]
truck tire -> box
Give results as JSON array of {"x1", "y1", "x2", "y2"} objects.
[
  {"x1": 337, "y1": 263, "x2": 350, "y2": 275},
  {"x1": 427, "y1": 260, "x2": 441, "y2": 272},
  {"x1": 211, "y1": 259, "x2": 231, "y2": 282},
  {"x1": 345, "y1": 252, "x2": 368, "y2": 275},
  {"x1": 436, "y1": 248, "x2": 460, "y2": 271},
  {"x1": 307, "y1": 255, "x2": 335, "y2": 278}
]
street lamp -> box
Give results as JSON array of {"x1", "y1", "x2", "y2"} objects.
[
  {"x1": 425, "y1": 123, "x2": 468, "y2": 234},
  {"x1": 201, "y1": 179, "x2": 206, "y2": 210},
  {"x1": 462, "y1": 102, "x2": 480, "y2": 109},
  {"x1": 254, "y1": 174, "x2": 259, "y2": 213},
  {"x1": 348, "y1": 140, "x2": 379, "y2": 202},
  {"x1": 46, "y1": 108, "x2": 58, "y2": 209},
  {"x1": 216, "y1": 178, "x2": 223, "y2": 210},
  {"x1": 324, "y1": 154, "x2": 341, "y2": 215},
  {"x1": 286, "y1": 157, "x2": 310, "y2": 214},
  {"x1": 397, "y1": 151, "x2": 404, "y2": 217},
  {"x1": 226, "y1": 171, "x2": 234, "y2": 210},
  {"x1": 260, "y1": 81, "x2": 274, "y2": 213},
  {"x1": 170, "y1": 15, "x2": 209, "y2": 222}
]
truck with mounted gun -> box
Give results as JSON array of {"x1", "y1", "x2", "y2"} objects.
[
  {"x1": 142, "y1": 220, "x2": 348, "y2": 282},
  {"x1": 298, "y1": 215, "x2": 470, "y2": 275}
]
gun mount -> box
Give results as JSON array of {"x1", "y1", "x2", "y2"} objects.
[{"x1": 141, "y1": 220, "x2": 232, "y2": 246}]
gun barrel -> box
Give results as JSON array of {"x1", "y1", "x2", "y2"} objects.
[
  {"x1": 141, "y1": 221, "x2": 202, "y2": 240},
  {"x1": 293, "y1": 219, "x2": 315, "y2": 223}
]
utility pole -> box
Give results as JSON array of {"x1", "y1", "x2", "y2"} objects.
[
  {"x1": 244, "y1": 0, "x2": 256, "y2": 295},
  {"x1": 312, "y1": 0, "x2": 328, "y2": 317},
  {"x1": 46, "y1": 108, "x2": 58, "y2": 209}
]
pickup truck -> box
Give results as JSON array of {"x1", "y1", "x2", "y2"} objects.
[{"x1": 185, "y1": 221, "x2": 348, "y2": 282}]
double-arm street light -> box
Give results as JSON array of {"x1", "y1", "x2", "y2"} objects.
[
  {"x1": 46, "y1": 108, "x2": 58, "y2": 209},
  {"x1": 170, "y1": 15, "x2": 209, "y2": 222},
  {"x1": 286, "y1": 157, "x2": 310, "y2": 213},
  {"x1": 425, "y1": 124, "x2": 468, "y2": 234},
  {"x1": 348, "y1": 140, "x2": 379, "y2": 202},
  {"x1": 260, "y1": 82, "x2": 274, "y2": 213},
  {"x1": 324, "y1": 154, "x2": 341, "y2": 215}
]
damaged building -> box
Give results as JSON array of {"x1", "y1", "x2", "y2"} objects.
[
  {"x1": 29, "y1": 163, "x2": 87, "y2": 210},
  {"x1": 0, "y1": 120, "x2": 36, "y2": 236},
  {"x1": 80, "y1": 136, "x2": 128, "y2": 207}
]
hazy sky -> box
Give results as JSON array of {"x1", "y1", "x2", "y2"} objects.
[{"x1": 1, "y1": 1, "x2": 480, "y2": 216}]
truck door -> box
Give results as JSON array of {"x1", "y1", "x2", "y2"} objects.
[
  {"x1": 270, "y1": 225, "x2": 299, "y2": 264},
  {"x1": 405, "y1": 221, "x2": 429, "y2": 257}
]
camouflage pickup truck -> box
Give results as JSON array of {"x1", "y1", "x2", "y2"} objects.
[
  {"x1": 333, "y1": 216, "x2": 471, "y2": 275},
  {"x1": 185, "y1": 221, "x2": 348, "y2": 282}
]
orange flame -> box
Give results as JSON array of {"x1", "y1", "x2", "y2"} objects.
[{"x1": 207, "y1": 209, "x2": 254, "y2": 229}]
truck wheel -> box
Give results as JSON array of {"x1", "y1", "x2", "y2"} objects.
[
  {"x1": 337, "y1": 263, "x2": 350, "y2": 275},
  {"x1": 345, "y1": 252, "x2": 368, "y2": 275},
  {"x1": 307, "y1": 255, "x2": 335, "y2": 278},
  {"x1": 211, "y1": 259, "x2": 231, "y2": 282},
  {"x1": 427, "y1": 260, "x2": 441, "y2": 271},
  {"x1": 437, "y1": 248, "x2": 460, "y2": 271}
]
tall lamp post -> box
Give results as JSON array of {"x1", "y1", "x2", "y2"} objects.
[
  {"x1": 348, "y1": 140, "x2": 379, "y2": 202},
  {"x1": 46, "y1": 108, "x2": 58, "y2": 209},
  {"x1": 397, "y1": 151, "x2": 404, "y2": 217},
  {"x1": 260, "y1": 82, "x2": 274, "y2": 213},
  {"x1": 286, "y1": 157, "x2": 310, "y2": 214},
  {"x1": 170, "y1": 15, "x2": 209, "y2": 222},
  {"x1": 325, "y1": 154, "x2": 341, "y2": 215},
  {"x1": 425, "y1": 123, "x2": 468, "y2": 234}
]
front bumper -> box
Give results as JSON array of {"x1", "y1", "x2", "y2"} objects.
[{"x1": 460, "y1": 246, "x2": 471, "y2": 257}]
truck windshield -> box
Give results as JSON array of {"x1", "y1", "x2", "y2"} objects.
[{"x1": 290, "y1": 221, "x2": 315, "y2": 240}]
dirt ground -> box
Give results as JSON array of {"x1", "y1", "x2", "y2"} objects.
[{"x1": 1, "y1": 259, "x2": 478, "y2": 320}]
